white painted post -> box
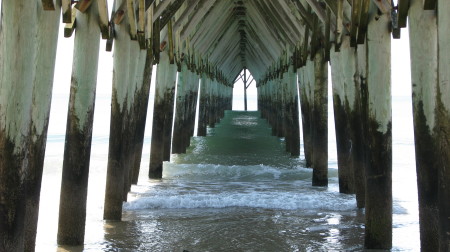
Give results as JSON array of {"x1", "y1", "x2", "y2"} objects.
[
  {"x1": 57, "y1": 3, "x2": 101, "y2": 245},
  {"x1": 437, "y1": 0, "x2": 450, "y2": 250},
  {"x1": 0, "y1": 0, "x2": 39, "y2": 250},
  {"x1": 408, "y1": 1, "x2": 439, "y2": 250},
  {"x1": 364, "y1": 2, "x2": 392, "y2": 249},
  {"x1": 25, "y1": 2, "x2": 61, "y2": 251}
]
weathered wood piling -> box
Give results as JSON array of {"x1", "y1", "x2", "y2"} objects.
[
  {"x1": 104, "y1": 0, "x2": 133, "y2": 220},
  {"x1": 408, "y1": 0, "x2": 439, "y2": 250},
  {"x1": 24, "y1": 1, "x2": 61, "y2": 251},
  {"x1": 0, "y1": 1, "x2": 39, "y2": 250},
  {"x1": 1, "y1": 0, "x2": 450, "y2": 251},
  {"x1": 149, "y1": 49, "x2": 177, "y2": 178},
  {"x1": 57, "y1": 3, "x2": 101, "y2": 245}
]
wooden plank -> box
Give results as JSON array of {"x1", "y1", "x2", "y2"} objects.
[
  {"x1": 350, "y1": 0, "x2": 360, "y2": 47},
  {"x1": 74, "y1": 0, "x2": 93, "y2": 13},
  {"x1": 323, "y1": 0, "x2": 337, "y2": 16},
  {"x1": 138, "y1": 0, "x2": 145, "y2": 32},
  {"x1": 153, "y1": 0, "x2": 176, "y2": 21},
  {"x1": 159, "y1": 0, "x2": 186, "y2": 30},
  {"x1": 42, "y1": 0, "x2": 55, "y2": 10},
  {"x1": 62, "y1": 0, "x2": 72, "y2": 23},
  {"x1": 335, "y1": 0, "x2": 344, "y2": 51},
  {"x1": 128, "y1": 0, "x2": 138, "y2": 40},
  {"x1": 292, "y1": 0, "x2": 313, "y2": 30},
  {"x1": 98, "y1": 0, "x2": 109, "y2": 39},
  {"x1": 372, "y1": 0, "x2": 392, "y2": 14},
  {"x1": 137, "y1": 0, "x2": 146, "y2": 48},
  {"x1": 357, "y1": 0, "x2": 370, "y2": 44},
  {"x1": 397, "y1": 0, "x2": 410, "y2": 28},
  {"x1": 146, "y1": 3, "x2": 154, "y2": 49},
  {"x1": 168, "y1": 19, "x2": 175, "y2": 64},
  {"x1": 64, "y1": 8, "x2": 77, "y2": 38},
  {"x1": 305, "y1": 0, "x2": 327, "y2": 24}
]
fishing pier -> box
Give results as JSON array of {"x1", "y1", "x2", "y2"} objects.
[{"x1": 0, "y1": 0, "x2": 449, "y2": 251}]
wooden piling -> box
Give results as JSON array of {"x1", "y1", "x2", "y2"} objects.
[
  {"x1": 57, "y1": 3, "x2": 101, "y2": 245},
  {"x1": 312, "y1": 50, "x2": 328, "y2": 187},
  {"x1": 186, "y1": 70, "x2": 200, "y2": 146},
  {"x1": 437, "y1": 1, "x2": 450, "y2": 250},
  {"x1": 103, "y1": 0, "x2": 132, "y2": 219},
  {"x1": 149, "y1": 51, "x2": 177, "y2": 178},
  {"x1": 122, "y1": 41, "x2": 143, "y2": 201},
  {"x1": 330, "y1": 38, "x2": 355, "y2": 194},
  {"x1": 25, "y1": 2, "x2": 61, "y2": 251},
  {"x1": 131, "y1": 50, "x2": 154, "y2": 184},
  {"x1": 0, "y1": 1, "x2": 39, "y2": 250},
  {"x1": 208, "y1": 80, "x2": 218, "y2": 128},
  {"x1": 408, "y1": 1, "x2": 439, "y2": 250},
  {"x1": 288, "y1": 65, "x2": 301, "y2": 157},
  {"x1": 363, "y1": 3, "x2": 392, "y2": 249},
  {"x1": 172, "y1": 62, "x2": 189, "y2": 154},
  {"x1": 197, "y1": 74, "x2": 210, "y2": 136},
  {"x1": 354, "y1": 43, "x2": 368, "y2": 209},
  {"x1": 298, "y1": 60, "x2": 315, "y2": 168}
]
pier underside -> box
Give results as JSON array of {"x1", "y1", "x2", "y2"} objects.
[{"x1": 0, "y1": 0, "x2": 449, "y2": 251}]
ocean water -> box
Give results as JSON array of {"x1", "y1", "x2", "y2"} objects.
[{"x1": 35, "y1": 95, "x2": 419, "y2": 251}]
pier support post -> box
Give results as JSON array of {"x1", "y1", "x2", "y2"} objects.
[
  {"x1": 149, "y1": 51, "x2": 177, "y2": 178},
  {"x1": 288, "y1": 65, "x2": 301, "y2": 157},
  {"x1": 172, "y1": 62, "x2": 189, "y2": 154},
  {"x1": 103, "y1": 1, "x2": 132, "y2": 219},
  {"x1": 408, "y1": 1, "x2": 439, "y2": 250},
  {"x1": 330, "y1": 38, "x2": 355, "y2": 194},
  {"x1": 57, "y1": 3, "x2": 101, "y2": 245},
  {"x1": 131, "y1": 51, "x2": 154, "y2": 185},
  {"x1": 354, "y1": 43, "x2": 368, "y2": 209},
  {"x1": 312, "y1": 50, "x2": 328, "y2": 186},
  {"x1": 364, "y1": 3, "x2": 392, "y2": 249},
  {"x1": 122, "y1": 43, "x2": 145, "y2": 200},
  {"x1": 298, "y1": 61, "x2": 315, "y2": 167},
  {"x1": 197, "y1": 74, "x2": 209, "y2": 136},
  {"x1": 186, "y1": 71, "x2": 200, "y2": 148},
  {"x1": 25, "y1": 2, "x2": 61, "y2": 251},
  {"x1": 437, "y1": 0, "x2": 450, "y2": 250},
  {"x1": 0, "y1": 1, "x2": 38, "y2": 250}
]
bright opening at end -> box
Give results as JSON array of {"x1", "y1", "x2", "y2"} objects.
[{"x1": 232, "y1": 68, "x2": 257, "y2": 111}]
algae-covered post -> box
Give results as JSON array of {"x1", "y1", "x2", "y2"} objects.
[
  {"x1": 162, "y1": 20, "x2": 177, "y2": 162},
  {"x1": 149, "y1": 47, "x2": 178, "y2": 178},
  {"x1": 364, "y1": 2, "x2": 392, "y2": 249},
  {"x1": 172, "y1": 61, "x2": 189, "y2": 154},
  {"x1": 312, "y1": 50, "x2": 328, "y2": 187},
  {"x1": 330, "y1": 38, "x2": 355, "y2": 194},
  {"x1": 437, "y1": 0, "x2": 450, "y2": 250},
  {"x1": 197, "y1": 73, "x2": 210, "y2": 136},
  {"x1": 0, "y1": 1, "x2": 38, "y2": 250},
  {"x1": 57, "y1": 3, "x2": 101, "y2": 246},
  {"x1": 408, "y1": 0, "x2": 439, "y2": 250},
  {"x1": 25, "y1": 2, "x2": 61, "y2": 251}
]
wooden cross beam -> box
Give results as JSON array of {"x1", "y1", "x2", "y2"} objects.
[
  {"x1": 62, "y1": 0, "x2": 72, "y2": 23},
  {"x1": 64, "y1": 7, "x2": 77, "y2": 37},
  {"x1": 159, "y1": 0, "x2": 186, "y2": 30},
  {"x1": 98, "y1": 0, "x2": 110, "y2": 39},
  {"x1": 372, "y1": 0, "x2": 391, "y2": 14},
  {"x1": 127, "y1": 0, "x2": 138, "y2": 40},
  {"x1": 74, "y1": 0, "x2": 93, "y2": 13},
  {"x1": 397, "y1": 0, "x2": 410, "y2": 28},
  {"x1": 42, "y1": 0, "x2": 56, "y2": 10}
]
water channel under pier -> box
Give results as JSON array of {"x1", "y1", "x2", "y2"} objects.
[{"x1": 37, "y1": 109, "x2": 418, "y2": 251}]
